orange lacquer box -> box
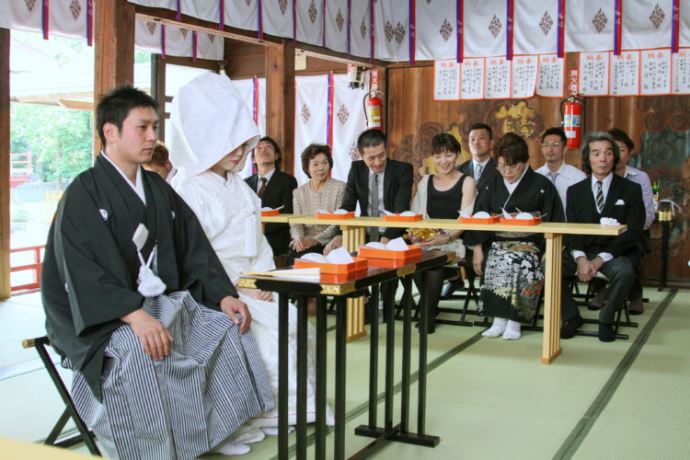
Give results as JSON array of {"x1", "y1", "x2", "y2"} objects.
[
  {"x1": 261, "y1": 209, "x2": 281, "y2": 216},
  {"x1": 382, "y1": 213, "x2": 424, "y2": 222},
  {"x1": 499, "y1": 216, "x2": 542, "y2": 226},
  {"x1": 458, "y1": 215, "x2": 499, "y2": 224},
  {"x1": 358, "y1": 245, "x2": 423, "y2": 264},
  {"x1": 316, "y1": 211, "x2": 356, "y2": 219},
  {"x1": 294, "y1": 256, "x2": 369, "y2": 275}
]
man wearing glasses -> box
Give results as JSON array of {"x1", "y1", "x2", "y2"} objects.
[{"x1": 536, "y1": 127, "x2": 586, "y2": 211}]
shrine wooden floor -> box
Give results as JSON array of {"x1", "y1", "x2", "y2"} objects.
[{"x1": 1, "y1": 287, "x2": 688, "y2": 459}]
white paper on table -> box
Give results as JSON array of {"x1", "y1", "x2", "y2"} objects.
[
  {"x1": 363, "y1": 236, "x2": 409, "y2": 251},
  {"x1": 247, "y1": 267, "x2": 321, "y2": 282},
  {"x1": 501, "y1": 209, "x2": 513, "y2": 219},
  {"x1": 385, "y1": 237, "x2": 410, "y2": 251},
  {"x1": 324, "y1": 247, "x2": 354, "y2": 263},
  {"x1": 516, "y1": 212, "x2": 534, "y2": 220},
  {"x1": 300, "y1": 247, "x2": 354, "y2": 264},
  {"x1": 600, "y1": 217, "x2": 620, "y2": 226},
  {"x1": 473, "y1": 211, "x2": 491, "y2": 218},
  {"x1": 262, "y1": 205, "x2": 284, "y2": 211}
]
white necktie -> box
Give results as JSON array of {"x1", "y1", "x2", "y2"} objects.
[
  {"x1": 595, "y1": 180, "x2": 604, "y2": 213},
  {"x1": 474, "y1": 164, "x2": 484, "y2": 181}
]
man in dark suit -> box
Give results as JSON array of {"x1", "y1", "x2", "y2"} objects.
[
  {"x1": 457, "y1": 123, "x2": 497, "y2": 196},
  {"x1": 560, "y1": 132, "x2": 645, "y2": 342},
  {"x1": 245, "y1": 136, "x2": 298, "y2": 260},
  {"x1": 324, "y1": 129, "x2": 413, "y2": 253}
]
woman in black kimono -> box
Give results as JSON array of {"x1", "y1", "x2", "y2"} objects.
[{"x1": 466, "y1": 133, "x2": 564, "y2": 340}]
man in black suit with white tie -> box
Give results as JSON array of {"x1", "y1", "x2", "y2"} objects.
[
  {"x1": 245, "y1": 136, "x2": 298, "y2": 260},
  {"x1": 457, "y1": 122, "x2": 497, "y2": 196},
  {"x1": 560, "y1": 132, "x2": 645, "y2": 342},
  {"x1": 324, "y1": 129, "x2": 413, "y2": 253}
]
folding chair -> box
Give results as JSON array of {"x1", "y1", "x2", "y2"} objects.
[
  {"x1": 22, "y1": 336, "x2": 100, "y2": 455},
  {"x1": 576, "y1": 272, "x2": 639, "y2": 340},
  {"x1": 436, "y1": 261, "x2": 482, "y2": 327}
]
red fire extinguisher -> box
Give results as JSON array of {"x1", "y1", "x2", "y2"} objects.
[
  {"x1": 560, "y1": 95, "x2": 584, "y2": 149},
  {"x1": 364, "y1": 91, "x2": 383, "y2": 130}
]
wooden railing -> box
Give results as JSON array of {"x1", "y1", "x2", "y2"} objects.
[{"x1": 10, "y1": 245, "x2": 45, "y2": 293}]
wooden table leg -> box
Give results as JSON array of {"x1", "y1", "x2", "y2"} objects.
[
  {"x1": 542, "y1": 233, "x2": 563, "y2": 364},
  {"x1": 343, "y1": 226, "x2": 367, "y2": 341}
]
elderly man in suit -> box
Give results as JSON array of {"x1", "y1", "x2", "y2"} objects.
[
  {"x1": 457, "y1": 123, "x2": 497, "y2": 196},
  {"x1": 560, "y1": 132, "x2": 645, "y2": 342},
  {"x1": 245, "y1": 136, "x2": 298, "y2": 260},
  {"x1": 324, "y1": 129, "x2": 413, "y2": 253}
]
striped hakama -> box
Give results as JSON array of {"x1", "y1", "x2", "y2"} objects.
[{"x1": 71, "y1": 291, "x2": 274, "y2": 460}]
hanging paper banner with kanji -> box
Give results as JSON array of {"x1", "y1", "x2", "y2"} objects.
[
  {"x1": 484, "y1": 56, "x2": 510, "y2": 99},
  {"x1": 672, "y1": 48, "x2": 690, "y2": 94},
  {"x1": 434, "y1": 59, "x2": 461, "y2": 101},
  {"x1": 460, "y1": 58, "x2": 485, "y2": 100},
  {"x1": 579, "y1": 52, "x2": 610, "y2": 96},
  {"x1": 610, "y1": 50, "x2": 640, "y2": 96},
  {"x1": 640, "y1": 48, "x2": 672, "y2": 95},
  {"x1": 510, "y1": 54, "x2": 538, "y2": 98},
  {"x1": 536, "y1": 54, "x2": 564, "y2": 97}
]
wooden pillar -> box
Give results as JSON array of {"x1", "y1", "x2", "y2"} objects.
[
  {"x1": 0, "y1": 28, "x2": 10, "y2": 299},
  {"x1": 93, "y1": 0, "x2": 136, "y2": 155},
  {"x1": 266, "y1": 41, "x2": 295, "y2": 174},
  {"x1": 151, "y1": 55, "x2": 166, "y2": 141}
]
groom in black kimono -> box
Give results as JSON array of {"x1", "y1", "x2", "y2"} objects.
[{"x1": 41, "y1": 86, "x2": 273, "y2": 458}]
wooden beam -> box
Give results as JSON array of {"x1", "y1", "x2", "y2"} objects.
[
  {"x1": 266, "y1": 41, "x2": 296, "y2": 175},
  {"x1": 0, "y1": 28, "x2": 10, "y2": 299},
  {"x1": 94, "y1": 0, "x2": 136, "y2": 155}
]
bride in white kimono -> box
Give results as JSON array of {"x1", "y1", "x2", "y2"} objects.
[{"x1": 168, "y1": 73, "x2": 331, "y2": 432}]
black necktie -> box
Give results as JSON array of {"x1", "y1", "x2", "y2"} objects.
[{"x1": 257, "y1": 177, "x2": 267, "y2": 199}]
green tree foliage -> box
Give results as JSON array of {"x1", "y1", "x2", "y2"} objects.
[{"x1": 10, "y1": 103, "x2": 93, "y2": 181}]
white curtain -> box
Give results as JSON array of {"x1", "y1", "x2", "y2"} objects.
[
  {"x1": 294, "y1": 75, "x2": 329, "y2": 185},
  {"x1": 262, "y1": 0, "x2": 293, "y2": 40},
  {"x1": 295, "y1": 0, "x2": 324, "y2": 47},
  {"x1": 349, "y1": 0, "x2": 372, "y2": 60},
  {"x1": 623, "y1": 0, "x2": 673, "y2": 50},
  {"x1": 331, "y1": 73, "x2": 368, "y2": 182},
  {"x1": 324, "y1": 0, "x2": 348, "y2": 54},
  {"x1": 415, "y1": 0, "x2": 457, "y2": 61},
  {"x1": 565, "y1": 0, "x2": 614, "y2": 52},
  {"x1": 463, "y1": 0, "x2": 506, "y2": 58},
  {"x1": 373, "y1": 0, "x2": 409, "y2": 62},
  {"x1": 514, "y1": 0, "x2": 558, "y2": 55}
]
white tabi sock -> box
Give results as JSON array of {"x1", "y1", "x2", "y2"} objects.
[
  {"x1": 212, "y1": 442, "x2": 251, "y2": 456},
  {"x1": 261, "y1": 426, "x2": 295, "y2": 436},
  {"x1": 502, "y1": 320, "x2": 522, "y2": 340},
  {"x1": 228, "y1": 425, "x2": 265, "y2": 445},
  {"x1": 482, "y1": 317, "x2": 508, "y2": 337}
]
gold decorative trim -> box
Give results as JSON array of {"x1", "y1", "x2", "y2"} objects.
[
  {"x1": 396, "y1": 265, "x2": 416, "y2": 277},
  {"x1": 237, "y1": 278, "x2": 257, "y2": 289},
  {"x1": 320, "y1": 281, "x2": 356, "y2": 295}
]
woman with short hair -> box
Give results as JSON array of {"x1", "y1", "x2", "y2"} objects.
[
  {"x1": 466, "y1": 133, "x2": 564, "y2": 340},
  {"x1": 410, "y1": 133, "x2": 476, "y2": 333},
  {"x1": 288, "y1": 144, "x2": 346, "y2": 262}
]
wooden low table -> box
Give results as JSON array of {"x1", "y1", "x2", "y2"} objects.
[
  {"x1": 286, "y1": 216, "x2": 626, "y2": 364},
  {"x1": 238, "y1": 251, "x2": 452, "y2": 460}
]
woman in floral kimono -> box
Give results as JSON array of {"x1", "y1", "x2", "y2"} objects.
[{"x1": 465, "y1": 133, "x2": 564, "y2": 340}]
